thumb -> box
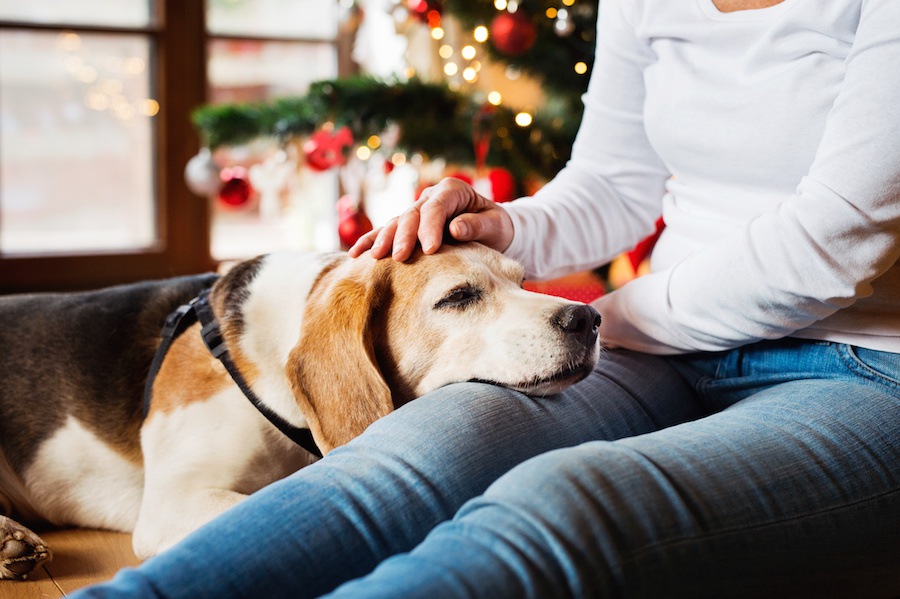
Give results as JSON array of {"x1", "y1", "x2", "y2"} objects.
[
  {"x1": 448, "y1": 207, "x2": 513, "y2": 253},
  {"x1": 448, "y1": 213, "x2": 486, "y2": 242}
]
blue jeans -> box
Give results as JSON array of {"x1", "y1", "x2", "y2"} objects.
[{"x1": 73, "y1": 339, "x2": 900, "y2": 598}]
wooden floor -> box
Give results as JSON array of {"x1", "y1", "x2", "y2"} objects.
[{"x1": 1, "y1": 529, "x2": 138, "y2": 598}]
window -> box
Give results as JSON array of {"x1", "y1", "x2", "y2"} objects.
[
  {"x1": 1, "y1": 30, "x2": 156, "y2": 255},
  {"x1": 0, "y1": 0, "x2": 345, "y2": 291},
  {"x1": 0, "y1": 0, "x2": 210, "y2": 293},
  {"x1": 204, "y1": 0, "x2": 341, "y2": 261}
]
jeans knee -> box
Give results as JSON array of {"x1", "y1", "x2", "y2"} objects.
[
  {"x1": 399, "y1": 381, "x2": 528, "y2": 427},
  {"x1": 481, "y1": 441, "x2": 629, "y2": 504},
  {"x1": 436, "y1": 443, "x2": 636, "y2": 596},
  {"x1": 356, "y1": 382, "x2": 528, "y2": 451},
  {"x1": 318, "y1": 383, "x2": 549, "y2": 519}
]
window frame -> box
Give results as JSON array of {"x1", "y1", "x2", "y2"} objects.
[{"x1": 0, "y1": 0, "x2": 212, "y2": 293}]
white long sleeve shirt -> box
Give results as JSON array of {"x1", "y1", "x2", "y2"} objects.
[{"x1": 503, "y1": 0, "x2": 900, "y2": 354}]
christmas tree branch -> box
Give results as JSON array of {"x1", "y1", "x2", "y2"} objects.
[{"x1": 191, "y1": 76, "x2": 581, "y2": 182}]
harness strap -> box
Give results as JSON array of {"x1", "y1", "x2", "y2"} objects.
[
  {"x1": 142, "y1": 302, "x2": 198, "y2": 419},
  {"x1": 143, "y1": 289, "x2": 323, "y2": 458}
]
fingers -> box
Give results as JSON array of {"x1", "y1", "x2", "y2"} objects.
[
  {"x1": 372, "y1": 218, "x2": 402, "y2": 259},
  {"x1": 417, "y1": 196, "x2": 448, "y2": 255},
  {"x1": 374, "y1": 183, "x2": 452, "y2": 260},
  {"x1": 348, "y1": 215, "x2": 406, "y2": 259},
  {"x1": 392, "y1": 203, "x2": 424, "y2": 261},
  {"x1": 349, "y1": 177, "x2": 514, "y2": 261},
  {"x1": 348, "y1": 204, "x2": 422, "y2": 261},
  {"x1": 416, "y1": 179, "x2": 484, "y2": 253},
  {"x1": 348, "y1": 227, "x2": 381, "y2": 257}
]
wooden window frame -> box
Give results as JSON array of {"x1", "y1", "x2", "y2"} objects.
[{"x1": 0, "y1": 0, "x2": 213, "y2": 293}]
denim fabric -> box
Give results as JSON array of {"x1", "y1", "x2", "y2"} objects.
[{"x1": 72, "y1": 340, "x2": 900, "y2": 598}]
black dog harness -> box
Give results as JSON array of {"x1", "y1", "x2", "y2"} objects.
[{"x1": 142, "y1": 288, "x2": 322, "y2": 458}]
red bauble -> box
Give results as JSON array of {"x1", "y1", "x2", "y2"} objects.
[
  {"x1": 304, "y1": 126, "x2": 354, "y2": 172},
  {"x1": 337, "y1": 195, "x2": 374, "y2": 249},
  {"x1": 218, "y1": 167, "x2": 253, "y2": 208},
  {"x1": 414, "y1": 182, "x2": 432, "y2": 202},
  {"x1": 488, "y1": 167, "x2": 516, "y2": 203},
  {"x1": 446, "y1": 170, "x2": 474, "y2": 186},
  {"x1": 490, "y1": 11, "x2": 537, "y2": 56},
  {"x1": 408, "y1": 0, "x2": 442, "y2": 26},
  {"x1": 626, "y1": 217, "x2": 665, "y2": 271}
]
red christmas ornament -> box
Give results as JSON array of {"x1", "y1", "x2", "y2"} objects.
[
  {"x1": 446, "y1": 170, "x2": 474, "y2": 186},
  {"x1": 217, "y1": 166, "x2": 253, "y2": 208},
  {"x1": 490, "y1": 11, "x2": 537, "y2": 56},
  {"x1": 304, "y1": 126, "x2": 354, "y2": 172},
  {"x1": 337, "y1": 194, "x2": 374, "y2": 249},
  {"x1": 626, "y1": 217, "x2": 665, "y2": 271},
  {"x1": 414, "y1": 182, "x2": 432, "y2": 202},
  {"x1": 408, "y1": 0, "x2": 442, "y2": 27},
  {"x1": 488, "y1": 167, "x2": 516, "y2": 203}
]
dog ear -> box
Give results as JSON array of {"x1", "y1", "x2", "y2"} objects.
[{"x1": 286, "y1": 268, "x2": 393, "y2": 454}]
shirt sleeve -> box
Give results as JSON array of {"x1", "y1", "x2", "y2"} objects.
[
  {"x1": 503, "y1": 0, "x2": 670, "y2": 281},
  {"x1": 594, "y1": 0, "x2": 900, "y2": 354}
]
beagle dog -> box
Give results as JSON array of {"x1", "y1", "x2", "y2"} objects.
[{"x1": 0, "y1": 243, "x2": 601, "y2": 581}]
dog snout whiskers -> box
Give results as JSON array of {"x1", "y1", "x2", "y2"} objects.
[{"x1": 552, "y1": 304, "x2": 601, "y2": 346}]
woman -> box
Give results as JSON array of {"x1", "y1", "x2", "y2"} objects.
[{"x1": 75, "y1": 0, "x2": 899, "y2": 596}]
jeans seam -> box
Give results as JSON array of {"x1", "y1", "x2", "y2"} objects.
[
  {"x1": 835, "y1": 345, "x2": 900, "y2": 391},
  {"x1": 623, "y1": 486, "x2": 900, "y2": 564}
]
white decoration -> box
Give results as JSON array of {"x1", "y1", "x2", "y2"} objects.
[
  {"x1": 248, "y1": 150, "x2": 295, "y2": 221},
  {"x1": 353, "y1": 0, "x2": 408, "y2": 78},
  {"x1": 184, "y1": 148, "x2": 221, "y2": 196}
]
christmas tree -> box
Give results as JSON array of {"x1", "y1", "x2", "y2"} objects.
[
  {"x1": 191, "y1": 2, "x2": 598, "y2": 184},
  {"x1": 188, "y1": 0, "x2": 612, "y2": 287}
]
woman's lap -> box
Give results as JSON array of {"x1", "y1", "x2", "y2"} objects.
[
  {"x1": 325, "y1": 342, "x2": 900, "y2": 598},
  {"x1": 72, "y1": 340, "x2": 900, "y2": 598},
  {"x1": 73, "y1": 350, "x2": 702, "y2": 598}
]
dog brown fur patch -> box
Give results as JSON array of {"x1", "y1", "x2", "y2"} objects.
[
  {"x1": 369, "y1": 255, "x2": 445, "y2": 406},
  {"x1": 148, "y1": 326, "x2": 231, "y2": 416},
  {"x1": 286, "y1": 263, "x2": 394, "y2": 454}
]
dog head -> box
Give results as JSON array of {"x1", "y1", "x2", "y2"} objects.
[
  {"x1": 212, "y1": 244, "x2": 600, "y2": 453},
  {"x1": 217, "y1": 243, "x2": 600, "y2": 454}
]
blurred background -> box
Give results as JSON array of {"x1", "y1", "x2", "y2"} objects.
[{"x1": 0, "y1": 0, "x2": 629, "y2": 297}]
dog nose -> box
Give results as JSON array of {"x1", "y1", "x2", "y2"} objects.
[{"x1": 552, "y1": 304, "x2": 601, "y2": 346}]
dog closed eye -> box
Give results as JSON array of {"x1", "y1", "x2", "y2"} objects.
[{"x1": 434, "y1": 285, "x2": 483, "y2": 310}]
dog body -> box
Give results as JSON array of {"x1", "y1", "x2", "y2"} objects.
[{"x1": 0, "y1": 244, "x2": 601, "y2": 580}]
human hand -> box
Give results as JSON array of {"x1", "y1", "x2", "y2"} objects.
[{"x1": 349, "y1": 177, "x2": 515, "y2": 261}]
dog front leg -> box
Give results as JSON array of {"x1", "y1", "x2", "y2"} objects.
[
  {"x1": 136, "y1": 386, "x2": 309, "y2": 560},
  {"x1": 132, "y1": 488, "x2": 247, "y2": 560},
  {"x1": 0, "y1": 515, "x2": 51, "y2": 581}
]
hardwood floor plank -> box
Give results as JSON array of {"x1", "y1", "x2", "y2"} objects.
[
  {"x1": 0, "y1": 564, "x2": 62, "y2": 599},
  {"x1": 44, "y1": 530, "x2": 138, "y2": 595},
  {"x1": 0, "y1": 530, "x2": 139, "y2": 598}
]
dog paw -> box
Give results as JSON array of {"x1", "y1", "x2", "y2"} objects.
[{"x1": 0, "y1": 516, "x2": 51, "y2": 581}]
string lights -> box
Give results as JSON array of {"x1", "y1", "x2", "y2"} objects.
[
  {"x1": 190, "y1": 1, "x2": 598, "y2": 209},
  {"x1": 411, "y1": 0, "x2": 596, "y2": 132},
  {"x1": 58, "y1": 31, "x2": 158, "y2": 122}
]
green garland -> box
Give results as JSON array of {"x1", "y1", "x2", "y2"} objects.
[{"x1": 192, "y1": 76, "x2": 580, "y2": 183}]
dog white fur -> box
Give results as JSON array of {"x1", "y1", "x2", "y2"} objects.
[{"x1": 0, "y1": 243, "x2": 600, "y2": 580}]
